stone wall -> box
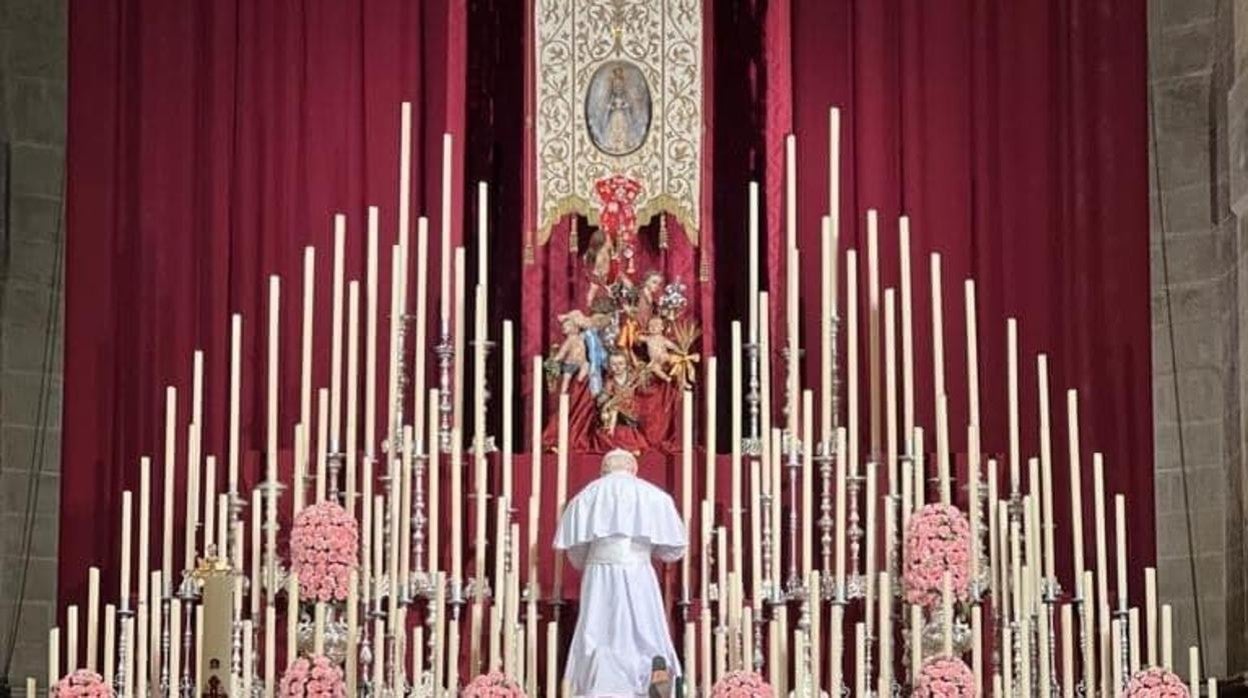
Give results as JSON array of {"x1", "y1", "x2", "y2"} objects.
[
  {"x1": 0, "y1": 0, "x2": 66, "y2": 691},
  {"x1": 1149, "y1": 0, "x2": 1248, "y2": 678}
]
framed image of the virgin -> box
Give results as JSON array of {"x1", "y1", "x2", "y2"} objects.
[{"x1": 585, "y1": 60, "x2": 652, "y2": 157}]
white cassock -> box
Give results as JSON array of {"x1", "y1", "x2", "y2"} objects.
[{"x1": 554, "y1": 470, "x2": 686, "y2": 696}]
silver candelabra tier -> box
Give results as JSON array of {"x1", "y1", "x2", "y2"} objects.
[{"x1": 845, "y1": 470, "x2": 866, "y2": 599}]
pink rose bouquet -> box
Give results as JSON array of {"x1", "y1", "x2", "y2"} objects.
[
  {"x1": 711, "y1": 670, "x2": 774, "y2": 698},
  {"x1": 290, "y1": 501, "x2": 359, "y2": 602},
  {"x1": 279, "y1": 655, "x2": 346, "y2": 697},
  {"x1": 462, "y1": 671, "x2": 527, "y2": 698},
  {"x1": 903, "y1": 503, "x2": 972, "y2": 609},
  {"x1": 1126, "y1": 667, "x2": 1190, "y2": 698},
  {"x1": 53, "y1": 669, "x2": 113, "y2": 697},
  {"x1": 913, "y1": 656, "x2": 975, "y2": 698}
]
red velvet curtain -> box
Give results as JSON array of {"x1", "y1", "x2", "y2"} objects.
[
  {"x1": 62, "y1": 0, "x2": 466, "y2": 605},
  {"x1": 780, "y1": 0, "x2": 1153, "y2": 594}
]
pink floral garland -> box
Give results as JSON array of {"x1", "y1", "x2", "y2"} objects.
[
  {"x1": 279, "y1": 655, "x2": 346, "y2": 697},
  {"x1": 290, "y1": 501, "x2": 359, "y2": 603},
  {"x1": 903, "y1": 503, "x2": 972, "y2": 609},
  {"x1": 462, "y1": 671, "x2": 527, "y2": 698},
  {"x1": 1126, "y1": 667, "x2": 1190, "y2": 698},
  {"x1": 54, "y1": 669, "x2": 113, "y2": 697},
  {"x1": 711, "y1": 670, "x2": 774, "y2": 698},
  {"x1": 913, "y1": 656, "x2": 975, "y2": 698}
]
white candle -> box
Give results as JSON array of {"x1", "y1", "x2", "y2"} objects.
[
  {"x1": 1068, "y1": 389, "x2": 1088, "y2": 591},
  {"x1": 413, "y1": 216, "x2": 430, "y2": 451},
  {"x1": 228, "y1": 313, "x2": 243, "y2": 499},
  {"x1": 787, "y1": 245, "x2": 800, "y2": 437},
  {"x1": 86, "y1": 568, "x2": 99, "y2": 672},
  {"x1": 732, "y1": 324, "x2": 745, "y2": 582},
  {"x1": 1162, "y1": 604, "x2": 1173, "y2": 669},
  {"x1": 705, "y1": 355, "x2": 718, "y2": 509},
  {"x1": 345, "y1": 282, "x2": 360, "y2": 522},
  {"x1": 330, "y1": 215, "x2": 346, "y2": 454},
  {"x1": 748, "y1": 182, "x2": 760, "y2": 341},
  {"x1": 203, "y1": 454, "x2": 217, "y2": 556},
  {"x1": 120, "y1": 491, "x2": 133, "y2": 607},
  {"x1": 931, "y1": 253, "x2": 946, "y2": 436},
  {"x1": 821, "y1": 214, "x2": 834, "y2": 443},
  {"x1": 1007, "y1": 318, "x2": 1020, "y2": 495},
  {"x1": 47, "y1": 627, "x2": 58, "y2": 690},
  {"x1": 300, "y1": 247, "x2": 315, "y2": 442},
  {"x1": 138, "y1": 457, "x2": 151, "y2": 610},
  {"x1": 1038, "y1": 355, "x2": 1056, "y2": 581},
  {"x1": 1062, "y1": 603, "x2": 1075, "y2": 698},
  {"x1": 878, "y1": 572, "x2": 892, "y2": 695},
  {"x1": 683, "y1": 389, "x2": 695, "y2": 601},
  {"x1": 1093, "y1": 453, "x2": 1109, "y2": 614},
  {"x1": 1189, "y1": 646, "x2": 1200, "y2": 698},
  {"x1": 885, "y1": 289, "x2": 898, "y2": 492},
  {"x1": 184, "y1": 422, "x2": 200, "y2": 570},
  {"x1": 554, "y1": 393, "x2": 570, "y2": 598},
  {"x1": 969, "y1": 426, "x2": 981, "y2": 581},
  {"x1": 103, "y1": 605, "x2": 115, "y2": 686},
  {"x1": 1145, "y1": 567, "x2": 1158, "y2": 666},
  {"x1": 440, "y1": 133, "x2": 454, "y2": 330},
  {"x1": 865, "y1": 460, "x2": 877, "y2": 632},
  {"x1": 162, "y1": 386, "x2": 177, "y2": 593},
  {"x1": 847, "y1": 249, "x2": 859, "y2": 475},
  {"x1": 937, "y1": 395, "x2": 951, "y2": 504},
  {"x1": 365, "y1": 206, "x2": 379, "y2": 468},
  {"x1": 854, "y1": 622, "x2": 867, "y2": 698},
  {"x1": 1115, "y1": 495, "x2": 1128, "y2": 612},
  {"x1": 545, "y1": 622, "x2": 558, "y2": 698},
  {"x1": 429, "y1": 388, "x2": 441, "y2": 574},
  {"x1": 502, "y1": 320, "x2": 515, "y2": 505},
  {"x1": 899, "y1": 217, "x2": 915, "y2": 450},
  {"x1": 266, "y1": 276, "x2": 280, "y2": 601},
  {"x1": 66, "y1": 606, "x2": 78, "y2": 672}
]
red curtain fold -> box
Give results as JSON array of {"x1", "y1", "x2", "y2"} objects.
[{"x1": 63, "y1": 0, "x2": 467, "y2": 606}]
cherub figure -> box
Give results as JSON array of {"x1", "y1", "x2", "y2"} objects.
[
  {"x1": 552, "y1": 310, "x2": 601, "y2": 393},
  {"x1": 598, "y1": 351, "x2": 639, "y2": 435},
  {"x1": 636, "y1": 271, "x2": 664, "y2": 327},
  {"x1": 638, "y1": 316, "x2": 682, "y2": 383}
]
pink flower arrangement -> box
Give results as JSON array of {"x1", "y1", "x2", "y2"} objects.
[
  {"x1": 462, "y1": 671, "x2": 527, "y2": 698},
  {"x1": 290, "y1": 501, "x2": 359, "y2": 603},
  {"x1": 913, "y1": 656, "x2": 975, "y2": 698},
  {"x1": 1126, "y1": 667, "x2": 1190, "y2": 698},
  {"x1": 279, "y1": 655, "x2": 346, "y2": 697},
  {"x1": 903, "y1": 503, "x2": 972, "y2": 609},
  {"x1": 53, "y1": 669, "x2": 113, "y2": 697},
  {"x1": 711, "y1": 670, "x2": 774, "y2": 698}
]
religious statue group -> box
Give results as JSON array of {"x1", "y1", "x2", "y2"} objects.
[{"x1": 540, "y1": 173, "x2": 701, "y2": 454}]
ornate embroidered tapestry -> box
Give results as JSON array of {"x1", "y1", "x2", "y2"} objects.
[{"x1": 535, "y1": 0, "x2": 703, "y2": 245}]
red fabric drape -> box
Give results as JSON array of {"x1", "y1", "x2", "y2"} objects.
[
  {"x1": 782, "y1": 0, "x2": 1153, "y2": 596},
  {"x1": 62, "y1": 0, "x2": 466, "y2": 605}
]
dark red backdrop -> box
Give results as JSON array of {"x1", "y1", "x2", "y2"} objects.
[{"x1": 62, "y1": 0, "x2": 1152, "y2": 613}]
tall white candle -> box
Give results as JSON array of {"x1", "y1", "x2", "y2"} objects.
[
  {"x1": 732, "y1": 322, "x2": 745, "y2": 581},
  {"x1": 86, "y1": 568, "x2": 99, "y2": 672},
  {"x1": 1038, "y1": 355, "x2": 1056, "y2": 581},
  {"x1": 300, "y1": 247, "x2": 315, "y2": 440},
  {"x1": 451, "y1": 426, "x2": 464, "y2": 582},
  {"x1": 1146, "y1": 567, "x2": 1158, "y2": 666},
  {"x1": 440, "y1": 133, "x2": 454, "y2": 330},
  {"x1": 528, "y1": 355, "x2": 543, "y2": 589},
  {"x1": 413, "y1": 216, "x2": 430, "y2": 450},
  {"x1": 868, "y1": 211, "x2": 881, "y2": 457},
  {"x1": 184, "y1": 423, "x2": 200, "y2": 570},
  {"x1": 47, "y1": 627, "x2": 58, "y2": 690},
  {"x1": 847, "y1": 250, "x2": 859, "y2": 475},
  {"x1": 1115, "y1": 495, "x2": 1128, "y2": 612},
  {"x1": 345, "y1": 282, "x2": 360, "y2": 522},
  {"x1": 162, "y1": 386, "x2": 177, "y2": 593},
  {"x1": 1068, "y1": 390, "x2": 1085, "y2": 593},
  {"x1": 316, "y1": 388, "x2": 329, "y2": 502},
  {"x1": 1162, "y1": 604, "x2": 1173, "y2": 669},
  {"x1": 120, "y1": 491, "x2": 133, "y2": 608},
  {"x1": 103, "y1": 605, "x2": 115, "y2": 686},
  {"x1": 266, "y1": 276, "x2": 280, "y2": 600},
  {"x1": 1007, "y1": 318, "x2": 1020, "y2": 495},
  {"x1": 821, "y1": 214, "x2": 835, "y2": 443},
  {"x1": 748, "y1": 182, "x2": 760, "y2": 341},
  {"x1": 899, "y1": 217, "x2": 915, "y2": 451},
  {"x1": 429, "y1": 389, "x2": 441, "y2": 574},
  {"x1": 682, "y1": 389, "x2": 695, "y2": 601},
  {"x1": 705, "y1": 355, "x2": 718, "y2": 509},
  {"x1": 365, "y1": 206, "x2": 379, "y2": 467},
  {"x1": 787, "y1": 245, "x2": 800, "y2": 437},
  {"x1": 801, "y1": 390, "x2": 814, "y2": 577},
  {"x1": 1093, "y1": 453, "x2": 1109, "y2": 615},
  {"x1": 502, "y1": 320, "x2": 515, "y2": 505},
  {"x1": 138, "y1": 458, "x2": 151, "y2": 608},
  {"x1": 330, "y1": 215, "x2": 346, "y2": 452}
]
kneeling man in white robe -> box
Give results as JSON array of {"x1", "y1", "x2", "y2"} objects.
[{"x1": 554, "y1": 450, "x2": 686, "y2": 697}]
